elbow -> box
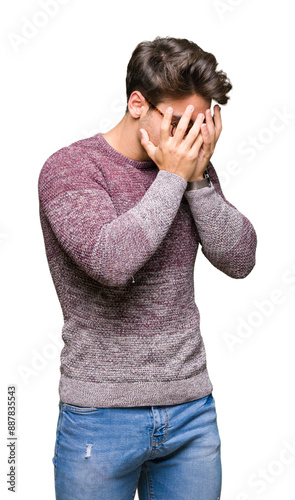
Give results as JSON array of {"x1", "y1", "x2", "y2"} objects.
[
  {"x1": 87, "y1": 254, "x2": 132, "y2": 287},
  {"x1": 221, "y1": 252, "x2": 257, "y2": 279},
  {"x1": 103, "y1": 277, "x2": 131, "y2": 287},
  {"x1": 224, "y1": 228, "x2": 257, "y2": 279},
  {"x1": 89, "y1": 241, "x2": 135, "y2": 287},
  {"x1": 203, "y1": 246, "x2": 257, "y2": 279},
  {"x1": 234, "y1": 230, "x2": 257, "y2": 279},
  {"x1": 94, "y1": 269, "x2": 133, "y2": 288},
  {"x1": 231, "y1": 259, "x2": 256, "y2": 279}
]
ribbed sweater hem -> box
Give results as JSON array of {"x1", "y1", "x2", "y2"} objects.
[{"x1": 59, "y1": 373, "x2": 213, "y2": 408}]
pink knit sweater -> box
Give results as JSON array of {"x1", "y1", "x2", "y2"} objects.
[{"x1": 38, "y1": 133, "x2": 257, "y2": 407}]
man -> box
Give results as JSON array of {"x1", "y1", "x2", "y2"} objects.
[{"x1": 38, "y1": 36, "x2": 257, "y2": 500}]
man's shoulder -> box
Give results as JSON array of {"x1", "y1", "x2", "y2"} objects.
[
  {"x1": 43, "y1": 133, "x2": 104, "y2": 165},
  {"x1": 38, "y1": 134, "x2": 107, "y2": 184},
  {"x1": 67, "y1": 133, "x2": 103, "y2": 154}
]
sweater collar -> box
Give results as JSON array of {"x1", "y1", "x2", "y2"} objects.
[{"x1": 94, "y1": 133, "x2": 157, "y2": 170}]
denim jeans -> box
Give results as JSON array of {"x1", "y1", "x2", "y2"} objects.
[{"x1": 53, "y1": 393, "x2": 222, "y2": 499}]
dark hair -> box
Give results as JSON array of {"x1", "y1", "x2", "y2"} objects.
[{"x1": 125, "y1": 36, "x2": 232, "y2": 110}]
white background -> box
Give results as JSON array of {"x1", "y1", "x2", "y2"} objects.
[{"x1": 1, "y1": 1, "x2": 295, "y2": 499}]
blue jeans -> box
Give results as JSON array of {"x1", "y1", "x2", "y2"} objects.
[{"x1": 53, "y1": 393, "x2": 222, "y2": 499}]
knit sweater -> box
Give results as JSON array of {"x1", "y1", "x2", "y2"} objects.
[{"x1": 38, "y1": 132, "x2": 257, "y2": 407}]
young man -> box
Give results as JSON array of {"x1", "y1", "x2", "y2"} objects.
[{"x1": 38, "y1": 36, "x2": 257, "y2": 500}]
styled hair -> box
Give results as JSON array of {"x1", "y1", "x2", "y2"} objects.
[{"x1": 126, "y1": 36, "x2": 232, "y2": 110}]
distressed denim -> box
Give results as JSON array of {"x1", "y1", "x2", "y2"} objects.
[{"x1": 53, "y1": 393, "x2": 222, "y2": 499}]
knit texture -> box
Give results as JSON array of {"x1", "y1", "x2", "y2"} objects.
[{"x1": 38, "y1": 133, "x2": 257, "y2": 407}]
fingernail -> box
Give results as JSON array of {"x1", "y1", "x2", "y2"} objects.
[
  {"x1": 188, "y1": 105, "x2": 194, "y2": 112},
  {"x1": 166, "y1": 107, "x2": 173, "y2": 114},
  {"x1": 198, "y1": 113, "x2": 204, "y2": 120}
]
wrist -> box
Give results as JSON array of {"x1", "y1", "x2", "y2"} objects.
[
  {"x1": 186, "y1": 169, "x2": 211, "y2": 191},
  {"x1": 188, "y1": 175, "x2": 204, "y2": 182},
  {"x1": 188, "y1": 166, "x2": 208, "y2": 182}
]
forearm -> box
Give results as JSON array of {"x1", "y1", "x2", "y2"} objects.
[
  {"x1": 40, "y1": 169, "x2": 188, "y2": 287},
  {"x1": 184, "y1": 183, "x2": 257, "y2": 278},
  {"x1": 91, "y1": 170, "x2": 187, "y2": 285}
]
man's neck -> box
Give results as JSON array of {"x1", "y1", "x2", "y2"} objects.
[{"x1": 103, "y1": 114, "x2": 151, "y2": 162}]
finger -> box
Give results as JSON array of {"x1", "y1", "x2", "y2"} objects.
[
  {"x1": 172, "y1": 105, "x2": 195, "y2": 144},
  {"x1": 190, "y1": 130, "x2": 204, "y2": 157},
  {"x1": 140, "y1": 129, "x2": 157, "y2": 160},
  {"x1": 184, "y1": 112, "x2": 205, "y2": 148},
  {"x1": 200, "y1": 122, "x2": 214, "y2": 157},
  {"x1": 213, "y1": 105, "x2": 222, "y2": 140},
  {"x1": 201, "y1": 123, "x2": 211, "y2": 148},
  {"x1": 160, "y1": 106, "x2": 173, "y2": 142},
  {"x1": 205, "y1": 109, "x2": 215, "y2": 143}
]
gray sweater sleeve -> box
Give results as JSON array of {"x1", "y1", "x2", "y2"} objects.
[
  {"x1": 184, "y1": 162, "x2": 257, "y2": 278},
  {"x1": 38, "y1": 149, "x2": 188, "y2": 287}
]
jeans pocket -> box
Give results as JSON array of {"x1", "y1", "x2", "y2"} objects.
[
  {"x1": 61, "y1": 402, "x2": 101, "y2": 414},
  {"x1": 191, "y1": 393, "x2": 214, "y2": 414},
  {"x1": 202, "y1": 393, "x2": 215, "y2": 409}
]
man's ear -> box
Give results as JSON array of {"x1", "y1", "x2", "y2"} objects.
[{"x1": 127, "y1": 91, "x2": 146, "y2": 119}]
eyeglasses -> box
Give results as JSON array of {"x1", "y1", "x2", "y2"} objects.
[{"x1": 143, "y1": 95, "x2": 195, "y2": 137}]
